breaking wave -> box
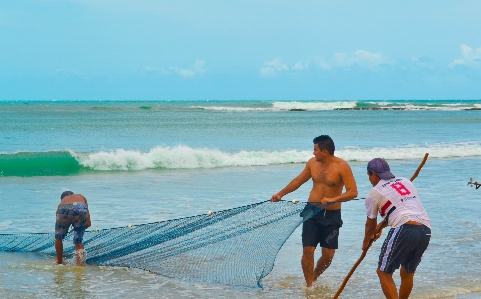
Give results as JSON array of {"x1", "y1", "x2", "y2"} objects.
[
  {"x1": 1, "y1": 142, "x2": 480, "y2": 176},
  {"x1": 191, "y1": 100, "x2": 481, "y2": 112}
]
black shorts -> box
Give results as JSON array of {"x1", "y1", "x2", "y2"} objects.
[
  {"x1": 302, "y1": 209, "x2": 343, "y2": 249},
  {"x1": 378, "y1": 224, "x2": 431, "y2": 274}
]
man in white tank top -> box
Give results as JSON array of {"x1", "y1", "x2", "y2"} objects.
[{"x1": 362, "y1": 158, "x2": 431, "y2": 299}]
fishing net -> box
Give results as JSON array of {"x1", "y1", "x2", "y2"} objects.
[{"x1": 0, "y1": 200, "x2": 329, "y2": 288}]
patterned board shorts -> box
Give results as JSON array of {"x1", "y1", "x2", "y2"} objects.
[
  {"x1": 378, "y1": 224, "x2": 431, "y2": 274},
  {"x1": 55, "y1": 203, "x2": 88, "y2": 244}
]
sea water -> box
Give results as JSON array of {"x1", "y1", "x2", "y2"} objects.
[{"x1": 1, "y1": 100, "x2": 481, "y2": 298}]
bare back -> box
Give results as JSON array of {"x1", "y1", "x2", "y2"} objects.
[{"x1": 59, "y1": 194, "x2": 88, "y2": 205}]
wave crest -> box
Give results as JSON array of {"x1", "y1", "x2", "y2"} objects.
[
  {"x1": 76, "y1": 146, "x2": 310, "y2": 170},
  {"x1": 272, "y1": 101, "x2": 358, "y2": 110},
  {"x1": 190, "y1": 101, "x2": 481, "y2": 112},
  {"x1": 77, "y1": 143, "x2": 481, "y2": 171},
  {"x1": 1, "y1": 143, "x2": 480, "y2": 176}
]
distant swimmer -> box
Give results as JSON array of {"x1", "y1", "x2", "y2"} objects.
[
  {"x1": 271, "y1": 135, "x2": 358, "y2": 287},
  {"x1": 363, "y1": 158, "x2": 431, "y2": 299},
  {"x1": 55, "y1": 191, "x2": 91, "y2": 266}
]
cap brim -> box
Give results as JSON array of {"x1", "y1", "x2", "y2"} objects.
[{"x1": 378, "y1": 172, "x2": 395, "y2": 180}]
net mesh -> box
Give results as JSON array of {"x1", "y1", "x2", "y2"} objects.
[{"x1": 0, "y1": 200, "x2": 328, "y2": 288}]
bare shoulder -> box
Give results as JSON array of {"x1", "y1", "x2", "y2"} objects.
[
  {"x1": 75, "y1": 194, "x2": 88, "y2": 204},
  {"x1": 305, "y1": 157, "x2": 318, "y2": 170},
  {"x1": 333, "y1": 157, "x2": 354, "y2": 176},
  {"x1": 335, "y1": 156, "x2": 351, "y2": 168},
  {"x1": 306, "y1": 157, "x2": 317, "y2": 166}
]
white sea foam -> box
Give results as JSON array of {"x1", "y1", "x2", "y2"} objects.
[
  {"x1": 191, "y1": 101, "x2": 358, "y2": 112},
  {"x1": 368, "y1": 101, "x2": 480, "y2": 111},
  {"x1": 74, "y1": 146, "x2": 310, "y2": 170},
  {"x1": 337, "y1": 142, "x2": 481, "y2": 161},
  {"x1": 64, "y1": 249, "x2": 87, "y2": 266},
  {"x1": 191, "y1": 101, "x2": 480, "y2": 112},
  {"x1": 73, "y1": 143, "x2": 481, "y2": 171},
  {"x1": 367, "y1": 101, "x2": 390, "y2": 106},
  {"x1": 394, "y1": 103, "x2": 474, "y2": 111},
  {"x1": 271, "y1": 101, "x2": 358, "y2": 110},
  {"x1": 190, "y1": 106, "x2": 272, "y2": 112}
]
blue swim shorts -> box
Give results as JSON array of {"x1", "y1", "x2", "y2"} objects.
[
  {"x1": 55, "y1": 203, "x2": 88, "y2": 244},
  {"x1": 378, "y1": 224, "x2": 431, "y2": 274},
  {"x1": 302, "y1": 209, "x2": 343, "y2": 249}
]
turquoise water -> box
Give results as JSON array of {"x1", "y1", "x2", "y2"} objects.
[{"x1": 1, "y1": 100, "x2": 481, "y2": 298}]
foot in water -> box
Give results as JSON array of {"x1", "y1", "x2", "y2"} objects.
[{"x1": 75, "y1": 249, "x2": 87, "y2": 266}]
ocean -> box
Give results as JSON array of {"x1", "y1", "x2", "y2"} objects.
[{"x1": 1, "y1": 99, "x2": 481, "y2": 298}]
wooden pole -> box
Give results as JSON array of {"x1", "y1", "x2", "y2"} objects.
[
  {"x1": 409, "y1": 153, "x2": 429, "y2": 182},
  {"x1": 332, "y1": 153, "x2": 429, "y2": 299}
]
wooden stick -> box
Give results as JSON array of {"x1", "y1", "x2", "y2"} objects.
[
  {"x1": 410, "y1": 153, "x2": 429, "y2": 181},
  {"x1": 332, "y1": 153, "x2": 429, "y2": 299}
]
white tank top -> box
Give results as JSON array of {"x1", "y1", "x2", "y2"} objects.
[{"x1": 365, "y1": 177, "x2": 431, "y2": 229}]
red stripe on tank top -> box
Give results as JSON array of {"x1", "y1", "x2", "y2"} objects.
[{"x1": 380, "y1": 200, "x2": 392, "y2": 217}]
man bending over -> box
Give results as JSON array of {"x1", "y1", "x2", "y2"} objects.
[{"x1": 55, "y1": 191, "x2": 91, "y2": 266}]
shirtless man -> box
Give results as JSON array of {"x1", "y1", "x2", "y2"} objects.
[
  {"x1": 271, "y1": 135, "x2": 358, "y2": 287},
  {"x1": 55, "y1": 191, "x2": 91, "y2": 265}
]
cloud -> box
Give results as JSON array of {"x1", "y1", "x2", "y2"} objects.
[
  {"x1": 449, "y1": 44, "x2": 481, "y2": 68},
  {"x1": 172, "y1": 60, "x2": 206, "y2": 78},
  {"x1": 329, "y1": 50, "x2": 389, "y2": 69},
  {"x1": 410, "y1": 57, "x2": 435, "y2": 69},
  {"x1": 141, "y1": 60, "x2": 206, "y2": 78},
  {"x1": 143, "y1": 66, "x2": 157, "y2": 72},
  {"x1": 313, "y1": 58, "x2": 332, "y2": 70},
  {"x1": 260, "y1": 50, "x2": 389, "y2": 77},
  {"x1": 292, "y1": 61, "x2": 310, "y2": 70},
  {"x1": 259, "y1": 59, "x2": 312, "y2": 77},
  {"x1": 311, "y1": 50, "x2": 389, "y2": 70},
  {"x1": 140, "y1": 66, "x2": 170, "y2": 76},
  {"x1": 259, "y1": 58, "x2": 289, "y2": 77}
]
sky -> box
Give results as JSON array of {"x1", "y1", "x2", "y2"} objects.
[{"x1": 1, "y1": 1, "x2": 480, "y2": 101}]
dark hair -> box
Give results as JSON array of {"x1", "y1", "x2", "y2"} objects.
[
  {"x1": 60, "y1": 191, "x2": 74, "y2": 200},
  {"x1": 313, "y1": 135, "x2": 335, "y2": 155}
]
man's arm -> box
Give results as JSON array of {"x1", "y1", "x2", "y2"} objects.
[
  {"x1": 321, "y1": 162, "x2": 358, "y2": 204},
  {"x1": 86, "y1": 211, "x2": 91, "y2": 229},
  {"x1": 79, "y1": 194, "x2": 88, "y2": 205},
  {"x1": 81, "y1": 194, "x2": 91, "y2": 228},
  {"x1": 271, "y1": 162, "x2": 312, "y2": 202},
  {"x1": 362, "y1": 217, "x2": 377, "y2": 250}
]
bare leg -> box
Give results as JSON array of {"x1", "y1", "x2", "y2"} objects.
[
  {"x1": 377, "y1": 268, "x2": 399, "y2": 299},
  {"x1": 399, "y1": 266, "x2": 414, "y2": 299},
  {"x1": 55, "y1": 238, "x2": 63, "y2": 264},
  {"x1": 313, "y1": 247, "x2": 335, "y2": 282},
  {"x1": 301, "y1": 246, "x2": 316, "y2": 287},
  {"x1": 74, "y1": 243, "x2": 85, "y2": 266}
]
